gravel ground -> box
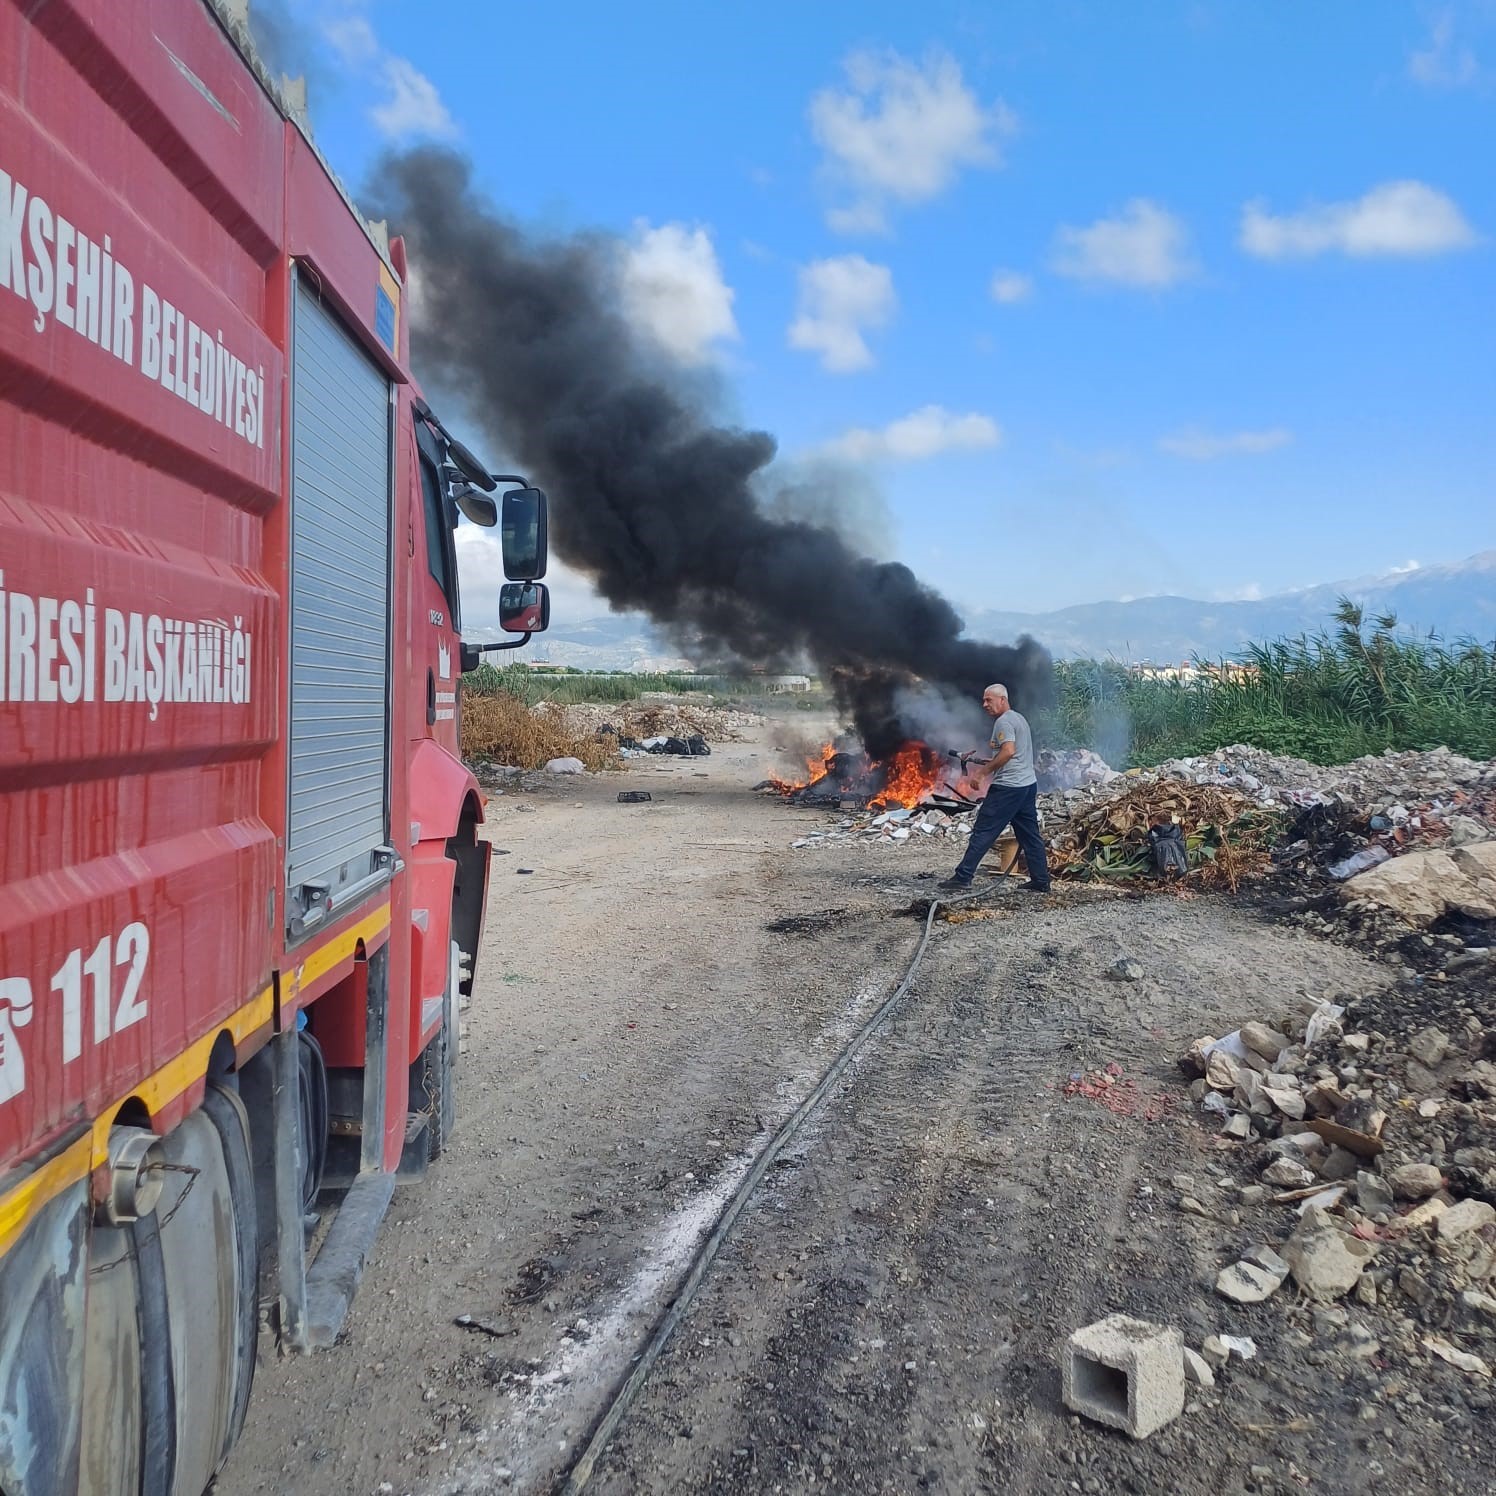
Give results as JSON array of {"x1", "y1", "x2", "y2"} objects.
[{"x1": 215, "y1": 717, "x2": 1490, "y2": 1496}]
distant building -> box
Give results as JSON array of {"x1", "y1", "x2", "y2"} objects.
[
  {"x1": 1129, "y1": 661, "x2": 1259, "y2": 683},
  {"x1": 766, "y1": 674, "x2": 813, "y2": 694}
]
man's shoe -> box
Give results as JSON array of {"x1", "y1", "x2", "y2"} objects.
[
  {"x1": 937, "y1": 876, "x2": 972, "y2": 892},
  {"x1": 1022, "y1": 881, "x2": 1051, "y2": 894}
]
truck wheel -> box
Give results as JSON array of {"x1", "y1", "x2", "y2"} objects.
[{"x1": 418, "y1": 939, "x2": 460, "y2": 1160}]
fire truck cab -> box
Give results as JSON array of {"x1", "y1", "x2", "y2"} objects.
[{"x1": 0, "y1": 3, "x2": 547, "y2": 1491}]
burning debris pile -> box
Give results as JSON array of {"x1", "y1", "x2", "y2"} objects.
[
  {"x1": 766, "y1": 738, "x2": 975, "y2": 812},
  {"x1": 1171, "y1": 967, "x2": 1496, "y2": 1379},
  {"x1": 760, "y1": 733, "x2": 990, "y2": 852}
]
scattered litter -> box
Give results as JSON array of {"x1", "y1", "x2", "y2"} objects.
[
  {"x1": 1327, "y1": 845, "x2": 1391, "y2": 880},
  {"x1": 617, "y1": 790, "x2": 653, "y2": 803}
]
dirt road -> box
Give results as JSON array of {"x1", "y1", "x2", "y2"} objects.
[{"x1": 217, "y1": 719, "x2": 1488, "y2": 1496}]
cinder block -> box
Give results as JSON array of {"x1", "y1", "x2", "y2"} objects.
[{"x1": 1062, "y1": 1314, "x2": 1185, "y2": 1439}]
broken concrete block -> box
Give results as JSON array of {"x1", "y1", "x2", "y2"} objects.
[
  {"x1": 1182, "y1": 1348, "x2": 1215, "y2": 1388},
  {"x1": 1062, "y1": 1315, "x2": 1185, "y2": 1440},
  {"x1": 1389, "y1": 1163, "x2": 1443, "y2": 1201},
  {"x1": 1216, "y1": 1260, "x2": 1285, "y2": 1304},
  {"x1": 1241, "y1": 1022, "x2": 1290, "y2": 1061},
  {"x1": 1424, "y1": 1336, "x2": 1492, "y2": 1378},
  {"x1": 1391, "y1": 1197, "x2": 1449, "y2": 1236},
  {"x1": 1437, "y1": 1199, "x2": 1496, "y2": 1241},
  {"x1": 1284, "y1": 1208, "x2": 1378, "y2": 1300},
  {"x1": 1409, "y1": 1026, "x2": 1451, "y2": 1068},
  {"x1": 1263, "y1": 1084, "x2": 1307, "y2": 1121},
  {"x1": 1319, "y1": 1146, "x2": 1360, "y2": 1182},
  {"x1": 1263, "y1": 1157, "x2": 1316, "y2": 1188},
  {"x1": 1355, "y1": 1171, "x2": 1394, "y2": 1214},
  {"x1": 1450, "y1": 844, "x2": 1496, "y2": 920}
]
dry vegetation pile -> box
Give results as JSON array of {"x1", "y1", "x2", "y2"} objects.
[
  {"x1": 459, "y1": 695, "x2": 618, "y2": 771},
  {"x1": 1048, "y1": 780, "x2": 1283, "y2": 891}
]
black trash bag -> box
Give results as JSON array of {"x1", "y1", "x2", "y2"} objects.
[
  {"x1": 685, "y1": 735, "x2": 711, "y2": 757},
  {"x1": 1148, "y1": 821, "x2": 1189, "y2": 877}
]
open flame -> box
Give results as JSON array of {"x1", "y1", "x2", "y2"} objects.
[{"x1": 770, "y1": 739, "x2": 958, "y2": 809}]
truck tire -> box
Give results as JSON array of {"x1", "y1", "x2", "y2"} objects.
[{"x1": 417, "y1": 939, "x2": 460, "y2": 1160}]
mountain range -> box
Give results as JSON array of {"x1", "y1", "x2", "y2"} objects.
[{"x1": 520, "y1": 551, "x2": 1496, "y2": 671}]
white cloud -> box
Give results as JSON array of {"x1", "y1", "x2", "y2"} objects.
[
  {"x1": 371, "y1": 57, "x2": 457, "y2": 140},
  {"x1": 1409, "y1": 11, "x2": 1479, "y2": 87},
  {"x1": 1386, "y1": 558, "x2": 1422, "y2": 575},
  {"x1": 810, "y1": 49, "x2": 1015, "y2": 233},
  {"x1": 620, "y1": 222, "x2": 738, "y2": 365},
  {"x1": 1214, "y1": 581, "x2": 1264, "y2": 602},
  {"x1": 1051, "y1": 199, "x2": 1197, "y2": 287},
  {"x1": 823, "y1": 405, "x2": 1001, "y2": 463},
  {"x1": 1240, "y1": 180, "x2": 1478, "y2": 259},
  {"x1": 1159, "y1": 427, "x2": 1293, "y2": 460},
  {"x1": 323, "y1": 16, "x2": 378, "y2": 67},
  {"x1": 788, "y1": 255, "x2": 896, "y2": 373},
  {"x1": 989, "y1": 269, "x2": 1033, "y2": 304}
]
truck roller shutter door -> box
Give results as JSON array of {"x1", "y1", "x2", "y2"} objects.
[{"x1": 287, "y1": 276, "x2": 394, "y2": 935}]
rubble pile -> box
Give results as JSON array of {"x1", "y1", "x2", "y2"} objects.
[
  {"x1": 1174, "y1": 973, "x2": 1496, "y2": 1380},
  {"x1": 557, "y1": 700, "x2": 763, "y2": 744},
  {"x1": 1114, "y1": 743, "x2": 1496, "y2": 812}
]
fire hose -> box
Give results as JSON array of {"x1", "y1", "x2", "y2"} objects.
[{"x1": 557, "y1": 882, "x2": 994, "y2": 1493}]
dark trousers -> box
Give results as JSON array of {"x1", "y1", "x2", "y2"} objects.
[{"x1": 953, "y1": 781, "x2": 1050, "y2": 886}]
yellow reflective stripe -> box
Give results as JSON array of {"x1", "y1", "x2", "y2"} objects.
[
  {"x1": 303, "y1": 903, "x2": 390, "y2": 988},
  {"x1": 86, "y1": 982, "x2": 276, "y2": 1168},
  {"x1": 0, "y1": 981, "x2": 272, "y2": 1263},
  {"x1": 0, "y1": 1133, "x2": 92, "y2": 1260},
  {"x1": 0, "y1": 899, "x2": 391, "y2": 1265}
]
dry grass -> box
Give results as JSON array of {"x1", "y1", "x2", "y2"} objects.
[{"x1": 460, "y1": 695, "x2": 619, "y2": 771}]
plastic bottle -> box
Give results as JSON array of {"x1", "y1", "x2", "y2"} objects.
[{"x1": 1327, "y1": 845, "x2": 1391, "y2": 881}]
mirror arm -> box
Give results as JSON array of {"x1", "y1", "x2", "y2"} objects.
[{"x1": 460, "y1": 635, "x2": 532, "y2": 672}]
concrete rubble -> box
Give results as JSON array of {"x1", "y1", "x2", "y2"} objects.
[{"x1": 1172, "y1": 944, "x2": 1496, "y2": 1395}]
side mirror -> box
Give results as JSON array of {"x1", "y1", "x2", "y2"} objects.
[
  {"x1": 452, "y1": 484, "x2": 498, "y2": 527},
  {"x1": 501, "y1": 487, "x2": 548, "y2": 580},
  {"x1": 499, "y1": 581, "x2": 550, "y2": 634}
]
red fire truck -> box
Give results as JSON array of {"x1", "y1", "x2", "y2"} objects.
[{"x1": 0, "y1": 3, "x2": 550, "y2": 1491}]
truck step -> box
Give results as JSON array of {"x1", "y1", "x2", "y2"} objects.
[{"x1": 304, "y1": 1171, "x2": 397, "y2": 1349}]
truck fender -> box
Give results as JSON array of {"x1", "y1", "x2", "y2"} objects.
[{"x1": 408, "y1": 738, "x2": 484, "y2": 845}]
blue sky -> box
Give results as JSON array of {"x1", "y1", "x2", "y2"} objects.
[{"x1": 288, "y1": 0, "x2": 1495, "y2": 619}]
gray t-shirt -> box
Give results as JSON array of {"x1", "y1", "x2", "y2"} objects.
[{"x1": 987, "y1": 709, "x2": 1036, "y2": 788}]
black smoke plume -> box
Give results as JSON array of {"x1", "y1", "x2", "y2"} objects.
[{"x1": 372, "y1": 148, "x2": 1050, "y2": 756}]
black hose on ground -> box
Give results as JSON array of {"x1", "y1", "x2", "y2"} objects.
[{"x1": 558, "y1": 883, "x2": 992, "y2": 1493}]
